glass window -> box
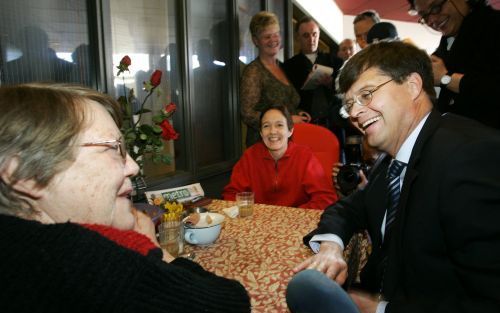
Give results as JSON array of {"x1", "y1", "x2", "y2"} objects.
[
  {"x1": 109, "y1": 0, "x2": 183, "y2": 179},
  {"x1": 237, "y1": 0, "x2": 260, "y2": 66},
  {"x1": 268, "y1": 0, "x2": 286, "y2": 61},
  {"x1": 188, "y1": 0, "x2": 234, "y2": 168},
  {"x1": 0, "y1": 0, "x2": 92, "y2": 86}
]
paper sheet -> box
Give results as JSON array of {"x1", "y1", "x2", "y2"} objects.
[{"x1": 301, "y1": 64, "x2": 334, "y2": 90}]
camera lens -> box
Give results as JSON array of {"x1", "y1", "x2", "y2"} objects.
[{"x1": 337, "y1": 164, "x2": 362, "y2": 195}]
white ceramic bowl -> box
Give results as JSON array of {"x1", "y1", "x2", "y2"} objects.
[{"x1": 183, "y1": 213, "x2": 224, "y2": 245}]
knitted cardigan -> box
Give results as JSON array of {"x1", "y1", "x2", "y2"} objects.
[{"x1": 0, "y1": 214, "x2": 250, "y2": 313}]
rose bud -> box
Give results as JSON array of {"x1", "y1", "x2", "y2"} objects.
[
  {"x1": 150, "y1": 70, "x2": 162, "y2": 87},
  {"x1": 120, "y1": 55, "x2": 131, "y2": 67}
]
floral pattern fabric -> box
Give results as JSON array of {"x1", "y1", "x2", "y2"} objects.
[{"x1": 184, "y1": 200, "x2": 369, "y2": 313}]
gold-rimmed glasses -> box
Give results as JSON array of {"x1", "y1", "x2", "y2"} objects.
[
  {"x1": 342, "y1": 79, "x2": 394, "y2": 115},
  {"x1": 81, "y1": 139, "x2": 126, "y2": 161}
]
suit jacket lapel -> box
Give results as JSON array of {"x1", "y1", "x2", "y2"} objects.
[
  {"x1": 382, "y1": 110, "x2": 442, "y2": 297},
  {"x1": 394, "y1": 110, "x2": 442, "y2": 258}
]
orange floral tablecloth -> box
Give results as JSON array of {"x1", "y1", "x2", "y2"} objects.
[{"x1": 183, "y1": 199, "x2": 322, "y2": 313}]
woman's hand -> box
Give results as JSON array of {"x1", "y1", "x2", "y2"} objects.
[
  {"x1": 292, "y1": 112, "x2": 310, "y2": 124},
  {"x1": 133, "y1": 209, "x2": 176, "y2": 263},
  {"x1": 293, "y1": 241, "x2": 348, "y2": 285},
  {"x1": 133, "y1": 209, "x2": 159, "y2": 247},
  {"x1": 298, "y1": 111, "x2": 311, "y2": 123}
]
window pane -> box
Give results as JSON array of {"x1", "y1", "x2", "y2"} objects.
[
  {"x1": 237, "y1": 0, "x2": 260, "y2": 66},
  {"x1": 0, "y1": 0, "x2": 92, "y2": 86},
  {"x1": 189, "y1": 0, "x2": 233, "y2": 168},
  {"x1": 109, "y1": 0, "x2": 183, "y2": 179},
  {"x1": 268, "y1": 0, "x2": 286, "y2": 61}
]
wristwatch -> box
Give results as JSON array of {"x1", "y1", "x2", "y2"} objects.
[{"x1": 440, "y1": 73, "x2": 452, "y2": 86}]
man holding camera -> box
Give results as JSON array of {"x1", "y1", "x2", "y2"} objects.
[
  {"x1": 333, "y1": 135, "x2": 382, "y2": 196},
  {"x1": 287, "y1": 41, "x2": 500, "y2": 313}
]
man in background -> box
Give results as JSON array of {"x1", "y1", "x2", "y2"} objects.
[
  {"x1": 353, "y1": 10, "x2": 380, "y2": 49},
  {"x1": 411, "y1": 0, "x2": 500, "y2": 129},
  {"x1": 337, "y1": 39, "x2": 355, "y2": 61},
  {"x1": 284, "y1": 16, "x2": 344, "y2": 132}
]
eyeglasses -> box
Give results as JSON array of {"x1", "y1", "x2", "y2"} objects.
[
  {"x1": 418, "y1": 0, "x2": 448, "y2": 25},
  {"x1": 81, "y1": 139, "x2": 127, "y2": 161},
  {"x1": 342, "y1": 79, "x2": 393, "y2": 115}
]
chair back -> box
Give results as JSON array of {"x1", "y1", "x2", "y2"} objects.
[{"x1": 292, "y1": 123, "x2": 340, "y2": 188}]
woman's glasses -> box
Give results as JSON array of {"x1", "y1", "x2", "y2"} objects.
[{"x1": 81, "y1": 139, "x2": 126, "y2": 161}]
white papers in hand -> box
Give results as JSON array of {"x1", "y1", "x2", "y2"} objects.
[{"x1": 301, "y1": 64, "x2": 334, "y2": 90}]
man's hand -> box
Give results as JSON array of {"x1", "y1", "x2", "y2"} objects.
[
  {"x1": 319, "y1": 73, "x2": 333, "y2": 88},
  {"x1": 332, "y1": 162, "x2": 345, "y2": 196},
  {"x1": 293, "y1": 241, "x2": 348, "y2": 285},
  {"x1": 430, "y1": 55, "x2": 447, "y2": 86},
  {"x1": 348, "y1": 289, "x2": 380, "y2": 313}
]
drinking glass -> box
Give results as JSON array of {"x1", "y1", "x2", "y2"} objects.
[
  {"x1": 236, "y1": 191, "x2": 254, "y2": 217},
  {"x1": 158, "y1": 220, "x2": 182, "y2": 257}
]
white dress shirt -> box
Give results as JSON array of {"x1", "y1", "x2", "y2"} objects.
[{"x1": 308, "y1": 113, "x2": 431, "y2": 312}]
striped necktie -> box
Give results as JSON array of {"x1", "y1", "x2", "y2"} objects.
[{"x1": 384, "y1": 159, "x2": 406, "y2": 237}]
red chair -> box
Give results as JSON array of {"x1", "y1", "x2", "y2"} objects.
[{"x1": 292, "y1": 123, "x2": 340, "y2": 188}]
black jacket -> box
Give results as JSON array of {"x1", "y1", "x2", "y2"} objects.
[
  {"x1": 305, "y1": 111, "x2": 500, "y2": 312},
  {"x1": 433, "y1": 5, "x2": 500, "y2": 129}
]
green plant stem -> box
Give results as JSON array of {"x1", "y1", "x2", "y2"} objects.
[
  {"x1": 133, "y1": 85, "x2": 158, "y2": 128},
  {"x1": 122, "y1": 76, "x2": 128, "y2": 106}
]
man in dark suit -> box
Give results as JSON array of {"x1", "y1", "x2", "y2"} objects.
[
  {"x1": 286, "y1": 41, "x2": 500, "y2": 313},
  {"x1": 283, "y1": 16, "x2": 344, "y2": 131},
  {"x1": 411, "y1": 0, "x2": 500, "y2": 129}
]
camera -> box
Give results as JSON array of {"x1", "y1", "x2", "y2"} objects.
[{"x1": 336, "y1": 136, "x2": 371, "y2": 195}]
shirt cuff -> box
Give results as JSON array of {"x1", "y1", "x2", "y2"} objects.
[
  {"x1": 376, "y1": 300, "x2": 388, "y2": 313},
  {"x1": 308, "y1": 234, "x2": 345, "y2": 253}
]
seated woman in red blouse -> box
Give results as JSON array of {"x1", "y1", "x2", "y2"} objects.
[{"x1": 223, "y1": 105, "x2": 337, "y2": 210}]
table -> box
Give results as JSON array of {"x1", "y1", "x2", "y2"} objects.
[{"x1": 183, "y1": 199, "x2": 322, "y2": 313}]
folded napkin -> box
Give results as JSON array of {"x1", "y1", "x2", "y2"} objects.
[{"x1": 223, "y1": 206, "x2": 239, "y2": 218}]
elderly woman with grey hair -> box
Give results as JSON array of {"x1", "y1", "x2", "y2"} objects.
[{"x1": 0, "y1": 84, "x2": 250, "y2": 312}]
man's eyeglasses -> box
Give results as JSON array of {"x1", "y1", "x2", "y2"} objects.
[
  {"x1": 418, "y1": 0, "x2": 448, "y2": 25},
  {"x1": 81, "y1": 139, "x2": 127, "y2": 161},
  {"x1": 342, "y1": 79, "x2": 393, "y2": 115}
]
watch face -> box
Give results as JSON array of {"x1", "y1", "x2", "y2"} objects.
[{"x1": 441, "y1": 74, "x2": 452, "y2": 85}]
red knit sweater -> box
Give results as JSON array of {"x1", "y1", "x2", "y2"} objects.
[
  {"x1": 82, "y1": 224, "x2": 159, "y2": 256},
  {"x1": 223, "y1": 142, "x2": 337, "y2": 210}
]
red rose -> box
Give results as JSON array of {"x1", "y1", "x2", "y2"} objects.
[
  {"x1": 117, "y1": 55, "x2": 132, "y2": 75},
  {"x1": 120, "y1": 55, "x2": 131, "y2": 67},
  {"x1": 160, "y1": 119, "x2": 179, "y2": 140},
  {"x1": 150, "y1": 70, "x2": 162, "y2": 87},
  {"x1": 164, "y1": 102, "x2": 176, "y2": 114}
]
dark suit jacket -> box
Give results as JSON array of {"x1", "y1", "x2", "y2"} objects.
[
  {"x1": 433, "y1": 5, "x2": 500, "y2": 129},
  {"x1": 305, "y1": 110, "x2": 500, "y2": 312},
  {"x1": 283, "y1": 51, "x2": 343, "y2": 119}
]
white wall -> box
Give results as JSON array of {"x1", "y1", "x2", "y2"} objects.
[
  {"x1": 293, "y1": 0, "x2": 442, "y2": 55},
  {"x1": 343, "y1": 16, "x2": 441, "y2": 54},
  {"x1": 294, "y1": 0, "x2": 344, "y2": 43}
]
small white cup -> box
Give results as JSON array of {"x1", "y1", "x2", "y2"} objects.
[
  {"x1": 182, "y1": 212, "x2": 224, "y2": 245},
  {"x1": 184, "y1": 223, "x2": 222, "y2": 245}
]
